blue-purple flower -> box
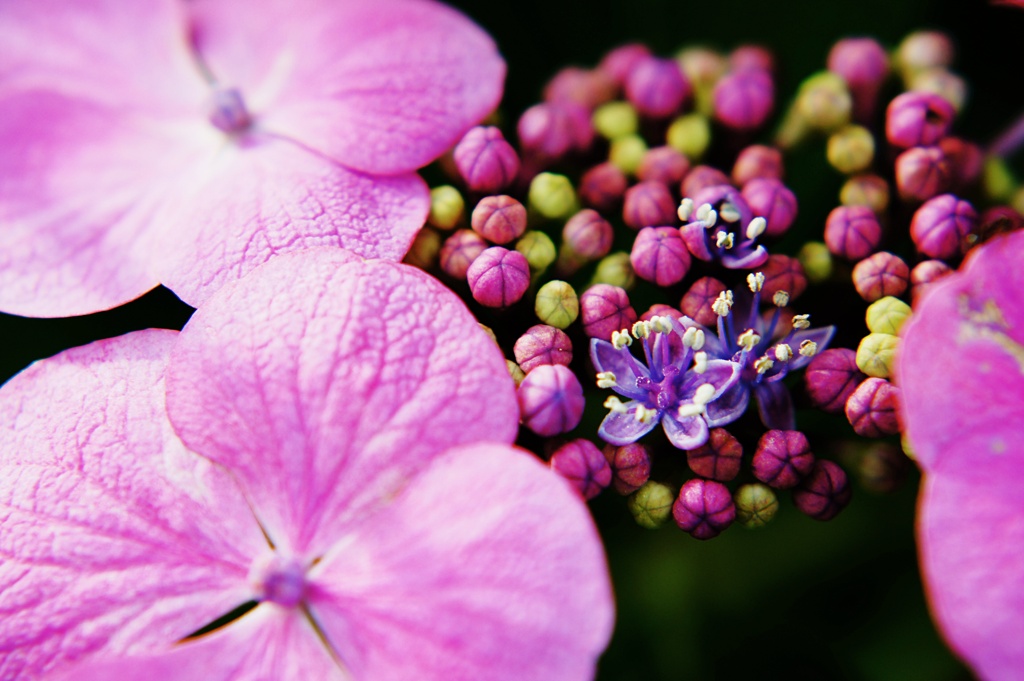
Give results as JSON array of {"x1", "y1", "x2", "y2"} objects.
[
  {"x1": 679, "y1": 184, "x2": 770, "y2": 269},
  {"x1": 591, "y1": 317, "x2": 742, "y2": 450}
]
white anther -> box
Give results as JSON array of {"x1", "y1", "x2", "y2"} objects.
[
  {"x1": 692, "y1": 383, "x2": 717, "y2": 406},
  {"x1": 773, "y1": 290, "x2": 790, "y2": 307},
  {"x1": 604, "y1": 396, "x2": 629, "y2": 414},
  {"x1": 678, "y1": 198, "x2": 695, "y2": 222},
  {"x1": 596, "y1": 371, "x2": 617, "y2": 389},
  {"x1": 792, "y1": 314, "x2": 811, "y2": 330},
  {"x1": 695, "y1": 203, "x2": 714, "y2": 224},
  {"x1": 720, "y1": 202, "x2": 742, "y2": 223},
  {"x1": 715, "y1": 231, "x2": 735, "y2": 249},
  {"x1": 635, "y1": 405, "x2": 658, "y2": 424},
  {"x1": 612, "y1": 329, "x2": 633, "y2": 349},
  {"x1": 799, "y1": 340, "x2": 819, "y2": 357},
  {"x1": 747, "y1": 272, "x2": 765, "y2": 293},
  {"x1": 754, "y1": 356, "x2": 775, "y2": 374},
  {"x1": 746, "y1": 216, "x2": 767, "y2": 240},
  {"x1": 738, "y1": 329, "x2": 761, "y2": 351},
  {"x1": 691, "y1": 328, "x2": 705, "y2": 350},
  {"x1": 774, "y1": 343, "x2": 793, "y2": 362},
  {"x1": 678, "y1": 403, "x2": 706, "y2": 418},
  {"x1": 632, "y1": 320, "x2": 652, "y2": 339},
  {"x1": 682, "y1": 326, "x2": 698, "y2": 348},
  {"x1": 712, "y1": 291, "x2": 734, "y2": 317},
  {"x1": 650, "y1": 316, "x2": 673, "y2": 334},
  {"x1": 693, "y1": 351, "x2": 709, "y2": 374}
]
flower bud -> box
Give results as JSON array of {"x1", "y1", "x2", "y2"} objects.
[
  {"x1": 428, "y1": 185, "x2": 465, "y2": 230},
  {"x1": 845, "y1": 377, "x2": 900, "y2": 437},
  {"x1": 630, "y1": 227, "x2": 691, "y2": 287},
  {"x1": 792, "y1": 460, "x2": 851, "y2": 521},
  {"x1": 453, "y1": 127, "x2": 520, "y2": 193},
  {"x1": 752, "y1": 430, "x2": 815, "y2": 489},
  {"x1": 562, "y1": 210, "x2": 614, "y2": 262},
  {"x1": 678, "y1": 46, "x2": 728, "y2": 95},
  {"x1": 608, "y1": 134, "x2": 649, "y2": 175},
  {"x1": 599, "y1": 43, "x2": 652, "y2": 87},
  {"x1": 517, "y1": 364, "x2": 585, "y2": 437},
  {"x1": 580, "y1": 284, "x2": 637, "y2": 339},
  {"x1": 623, "y1": 181, "x2": 677, "y2": 230},
  {"x1": 550, "y1": 439, "x2": 612, "y2": 500},
  {"x1": 713, "y1": 69, "x2": 774, "y2": 131},
  {"x1": 866, "y1": 296, "x2": 912, "y2": 335},
  {"x1": 640, "y1": 304, "x2": 684, "y2": 323},
  {"x1": 439, "y1": 229, "x2": 488, "y2": 279},
  {"x1": 667, "y1": 113, "x2": 711, "y2": 160},
  {"x1": 686, "y1": 428, "x2": 743, "y2": 481},
  {"x1": 625, "y1": 56, "x2": 691, "y2": 118},
  {"x1": 628, "y1": 480, "x2": 675, "y2": 529},
  {"x1": 679, "y1": 165, "x2": 730, "y2": 198},
  {"x1": 579, "y1": 162, "x2": 628, "y2": 212},
  {"x1": 827, "y1": 37, "x2": 889, "y2": 122},
  {"x1": 637, "y1": 146, "x2": 691, "y2": 186},
  {"x1": 734, "y1": 483, "x2": 780, "y2": 528},
  {"x1": 506, "y1": 360, "x2": 526, "y2": 387},
  {"x1": 805, "y1": 348, "x2": 865, "y2": 414},
  {"x1": 910, "y1": 193, "x2": 977, "y2": 259},
  {"x1": 939, "y1": 137, "x2": 983, "y2": 191},
  {"x1": 886, "y1": 91, "x2": 955, "y2": 148},
  {"x1": 824, "y1": 205, "x2": 882, "y2": 261},
  {"x1": 730, "y1": 45, "x2": 775, "y2": 73},
  {"x1": 515, "y1": 230, "x2": 557, "y2": 272},
  {"x1": 514, "y1": 324, "x2": 573, "y2": 375},
  {"x1": 528, "y1": 172, "x2": 577, "y2": 219},
  {"x1": 591, "y1": 252, "x2": 636, "y2": 290},
  {"x1": 795, "y1": 71, "x2": 852, "y2": 132},
  {"x1": 467, "y1": 247, "x2": 531, "y2": 308},
  {"x1": 403, "y1": 228, "x2": 442, "y2": 270},
  {"x1": 852, "y1": 252, "x2": 910, "y2": 302},
  {"x1": 470, "y1": 195, "x2": 527, "y2": 245},
  {"x1": 910, "y1": 259, "x2": 953, "y2": 304},
  {"x1": 680, "y1": 276, "x2": 728, "y2": 326},
  {"x1": 604, "y1": 442, "x2": 653, "y2": 494},
  {"x1": 741, "y1": 178, "x2": 798, "y2": 238},
  {"x1": 673, "y1": 479, "x2": 735, "y2": 540},
  {"x1": 840, "y1": 174, "x2": 890, "y2": 214},
  {"x1": 910, "y1": 68, "x2": 966, "y2": 113},
  {"x1": 896, "y1": 30, "x2": 954, "y2": 77},
  {"x1": 544, "y1": 67, "x2": 617, "y2": 110},
  {"x1": 827, "y1": 125, "x2": 875, "y2": 174},
  {"x1": 518, "y1": 102, "x2": 593, "y2": 161},
  {"x1": 856, "y1": 332, "x2": 900, "y2": 379},
  {"x1": 534, "y1": 280, "x2": 579, "y2": 330},
  {"x1": 592, "y1": 101, "x2": 639, "y2": 140},
  {"x1": 798, "y1": 241, "x2": 833, "y2": 284},
  {"x1": 760, "y1": 254, "x2": 808, "y2": 301},
  {"x1": 732, "y1": 145, "x2": 784, "y2": 186},
  {"x1": 895, "y1": 146, "x2": 952, "y2": 203}
]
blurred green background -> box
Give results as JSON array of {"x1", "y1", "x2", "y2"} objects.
[{"x1": 3, "y1": 0, "x2": 1023, "y2": 679}]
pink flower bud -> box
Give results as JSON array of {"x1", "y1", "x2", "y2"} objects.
[
  {"x1": 518, "y1": 102, "x2": 594, "y2": 161},
  {"x1": 579, "y1": 162, "x2": 628, "y2": 213},
  {"x1": 623, "y1": 180, "x2": 677, "y2": 230},
  {"x1": 563, "y1": 209, "x2": 614, "y2": 260},
  {"x1": 630, "y1": 227, "x2": 691, "y2": 287},
  {"x1": 517, "y1": 364, "x2": 585, "y2": 437},
  {"x1": 732, "y1": 145, "x2": 784, "y2": 186},
  {"x1": 886, "y1": 91, "x2": 955, "y2": 148},
  {"x1": 550, "y1": 439, "x2": 612, "y2": 500},
  {"x1": 467, "y1": 247, "x2": 531, "y2": 308},
  {"x1": 513, "y1": 324, "x2": 573, "y2": 374},
  {"x1": 827, "y1": 38, "x2": 889, "y2": 122},
  {"x1": 673, "y1": 479, "x2": 736, "y2": 540},
  {"x1": 792, "y1": 460, "x2": 851, "y2": 520},
  {"x1": 851, "y1": 251, "x2": 910, "y2": 301},
  {"x1": 604, "y1": 442, "x2": 652, "y2": 494},
  {"x1": 544, "y1": 67, "x2": 617, "y2": 110},
  {"x1": 713, "y1": 69, "x2": 774, "y2": 130},
  {"x1": 598, "y1": 43, "x2": 653, "y2": 87},
  {"x1": 910, "y1": 194, "x2": 977, "y2": 260},
  {"x1": 805, "y1": 348, "x2": 865, "y2": 414},
  {"x1": 439, "y1": 229, "x2": 488, "y2": 279},
  {"x1": 752, "y1": 430, "x2": 815, "y2": 489},
  {"x1": 680, "y1": 165, "x2": 731, "y2": 198},
  {"x1": 729, "y1": 45, "x2": 775, "y2": 73},
  {"x1": 625, "y1": 56, "x2": 691, "y2": 118},
  {"x1": 471, "y1": 195, "x2": 527, "y2": 245},
  {"x1": 910, "y1": 259, "x2": 953, "y2": 304},
  {"x1": 845, "y1": 377, "x2": 900, "y2": 437},
  {"x1": 741, "y1": 178, "x2": 798, "y2": 238},
  {"x1": 686, "y1": 428, "x2": 743, "y2": 481},
  {"x1": 637, "y1": 146, "x2": 691, "y2": 186},
  {"x1": 453, "y1": 127, "x2": 521, "y2": 193},
  {"x1": 760, "y1": 254, "x2": 808, "y2": 300},
  {"x1": 895, "y1": 146, "x2": 951, "y2": 203},
  {"x1": 680, "y1": 277, "x2": 728, "y2": 326},
  {"x1": 580, "y1": 284, "x2": 637, "y2": 340},
  {"x1": 824, "y1": 205, "x2": 882, "y2": 261}
]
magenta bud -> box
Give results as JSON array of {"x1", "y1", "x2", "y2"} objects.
[
  {"x1": 680, "y1": 277, "x2": 728, "y2": 326},
  {"x1": 580, "y1": 284, "x2": 638, "y2": 339},
  {"x1": 713, "y1": 69, "x2": 774, "y2": 131},
  {"x1": 544, "y1": 67, "x2": 617, "y2": 110},
  {"x1": 579, "y1": 162, "x2": 628, "y2": 213},
  {"x1": 637, "y1": 146, "x2": 691, "y2": 186},
  {"x1": 886, "y1": 91, "x2": 955, "y2": 148},
  {"x1": 804, "y1": 348, "x2": 865, "y2": 414},
  {"x1": 518, "y1": 102, "x2": 594, "y2": 161},
  {"x1": 513, "y1": 324, "x2": 573, "y2": 374},
  {"x1": 467, "y1": 247, "x2": 531, "y2": 308},
  {"x1": 517, "y1": 364, "x2": 585, "y2": 437},
  {"x1": 732, "y1": 145, "x2": 784, "y2": 186},
  {"x1": 680, "y1": 165, "x2": 731, "y2": 198},
  {"x1": 453, "y1": 127, "x2": 520, "y2": 194},
  {"x1": 470, "y1": 195, "x2": 527, "y2": 245},
  {"x1": 845, "y1": 377, "x2": 900, "y2": 437},
  {"x1": 741, "y1": 178, "x2": 798, "y2": 238},
  {"x1": 752, "y1": 430, "x2": 815, "y2": 489},
  {"x1": 895, "y1": 146, "x2": 951, "y2": 203},
  {"x1": 673, "y1": 479, "x2": 736, "y2": 540},
  {"x1": 792, "y1": 460, "x2": 851, "y2": 521},
  {"x1": 439, "y1": 229, "x2": 488, "y2": 280},
  {"x1": 630, "y1": 227, "x2": 691, "y2": 286},
  {"x1": 760, "y1": 254, "x2": 808, "y2": 301},
  {"x1": 730, "y1": 45, "x2": 775, "y2": 73},
  {"x1": 625, "y1": 56, "x2": 691, "y2": 118},
  {"x1": 603, "y1": 442, "x2": 653, "y2": 494},
  {"x1": 910, "y1": 259, "x2": 953, "y2": 304},
  {"x1": 939, "y1": 137, "x2": 983, "y2": 190},
  {"x1": 827, "y1": 38, "x2": 889, "y2": 122},
  {"x1": 687, "y1": 428, "x2": 743, "y2": 482},
  {"x1": 852, "y1": 251, "x2": 910, "y2": 302},
  {"x1": 910, "y1": 194, "x2": 977, "y2": 260},
  {"x1": 824, "y1": 205, "x2": 882, "y2": 261},
  {"x1": 623, "y1": 180, "x2": 678, "y2": 230},
  {"x1": 640, "y1": 303, "x2": 684, "y2": 322},
  {"x1": 563, "y1": 209, "x2": 614, "y2": 260},
  {"x1": 598, "y1": 43, "x2": 653, "y2": 87},
  {"x1": 550, "y1": 439, "x2": 612, "y2": 500}
]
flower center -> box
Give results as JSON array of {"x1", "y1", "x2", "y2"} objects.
[
  {"x1": 208, "y1": 87, "x2": 252, "y2": 134},
  {"x1": 249, "y1": 553, "x2": 307, "y2": 608},
  {"x1": 637, "y1": 365, "x2": 680, "y2": 410}
]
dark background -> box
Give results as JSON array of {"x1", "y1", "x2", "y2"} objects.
[{"x1": 4, "y1": 0, "x2": 1024, "y2": 678}]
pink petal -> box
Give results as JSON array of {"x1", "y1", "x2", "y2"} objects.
[
  {"x1": 306, "y1": 443, "x2": 614, "y2": 680},
  {"x1": 188, "y1": 0, "x2": 505, "y2": 175},
  {"x1": 165, "y1": 250, "x2": 519, "y2": 557},
  {"x1": 153, "y1": 135, "x2": 429, "y2": 308},
  {"x1": 0, "y1": 331, "x2": 266, "y2": 680}
]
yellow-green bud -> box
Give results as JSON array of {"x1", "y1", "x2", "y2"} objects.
[
  {"x1": 856, "y1": 332, "x2": 900, "y2": 379},
  {"x1": 666, "y1": 113, "x2": 711, "y2": 160},
  {"x1": 795, "y1": 71, "x2": 851, "y2": 132},
  {"x1": 840, "y1": 174, "x2": 890, "y2": 214},
  {"x1": 908, "y1": 68, "x2": 966, "y2": 113},
  {"x1": 866, "y1": 296, "x2": 912, "y2": 335},
  {"x1": 506, "y1": 359, "x2": 526, "y2": 387},
  {"x1": 528, "y1": 172, "x2": 578, "y2": 219},
  {"x1": 515, "y1": 230, "x2": 557, "y2": 272},
  {"x1": 478, "y1": 323, "x2": 499, "y2": 346},
  {"x1": 402, "y1": 228, "x2": 442, "y2": 270},
  {"x1": 628, "y1": 481, "x2": 675, "y2": 529},
  {"x1": 593, "y1": 101, "x2": 639, "y2": 140},
  {"x1": 535, "y1": 280, "x2": 579, "y2": 329},
  {"x1": 734, "y1": 483, "x2": 779, "y2": 529},
  {"x1": 984, "y1": 156, "x2": 1017, "y2": 202},
  {"x1": 591, "y1": 251, "x2": 636, "y2": 290},
  {"x1": 827, "y1": 125, "x2": 875, "y2": 175},
  {"x1": 428, "y1": 185, "x2": 464, "y2": 231},
  {"x1": 798, "y1": 241, "x2": 833, "y2": 284},
  {"x1": 608, "y1": 134, "x2": 648, "y2": 175}
]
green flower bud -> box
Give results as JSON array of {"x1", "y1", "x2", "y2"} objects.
[
  {"x1": 515, "y1": 230, "x2": 557, "y2": 272},
  {"x1": 666, "y1": 113, "x2": 710, "y2": 160},
  {"x1": 984, "y1": 156, "x2": 1017, "y2": 202},
  {"x1": 402, "y1": 228, "x2": 442, "y2": 270},
  {"x1": 840, "y1": 174, "x2": 890, "y2": 214},
  {"x1": 506, "y1": 359, "x2": 526, "y2": 387},
  {"x1": 529, "y1": 172, "x2": 578, "y2": 220},
  {"x1": 795, "y1": 72, "x2": 852, "y2": 132},
  {"x1": 608, "y1": 134, "x2": 648, "y2": 175},
  {"x1": 478, "y1": 323, "x2": 499, "y2": 345},
  {"x1": 798, "y1": 241, "x2": 833, "y2": 284},
  {"x1": 628, "y1": 481, "x2": 675, "y2": 529},
  {"x1": 856, "y1": 332, "x2": 901, "y2": 379},
  {"x1": 866, "y1": 296, "x2": 912, "y2": 335},
  {"x1": 734, "y1": 483, "x2": 779, "y2": 529},
  {"x1": 535, "y1": 280, "x2": 579, "y2": 329},
  {"x1": 590, "y1": 251, "x2": 636, "y2": 290},
  {"x1": 428, "y1": 185, "x2": 465, "y2": 231},
  {"x1": 827, "y1": 125, "x2": 875, "y2": 175},
  {"x1": 593, "y1": 101, "x2": 639, "y2": 140}
]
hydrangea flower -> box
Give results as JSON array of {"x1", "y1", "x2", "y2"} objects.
[
  {"x1": 900, "y1": 231, "x2": 1024, "y2": 681},
  {"x1": 678, "y1": 184, "x2": 770, "y2": 269},
  {"x1": 0, "y1": 248, "x2": 613, "y2": 680},
  {"x1": 682, "y1": 275, "x2": 835, "y2": 430},
  {"x1": 591, "y1": 315, "x2": 742, "y2": 450},
  {"x1": 0, "y1": 0, "x2": 504, "y2": 317}
]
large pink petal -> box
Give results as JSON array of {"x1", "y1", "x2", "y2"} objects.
[
  {"x1": 50, "y1": 607, "x2": 346, "y2": 681},
  {"x1": 165, "y1": 250, "x2": 519, "y2": 557},
  {"x1": 0, "y1": 331, "x2": 267, "y2": 680},
  {"x1": 188, "y1": 0, "x2": 505, "y2": 175},
  {"x1": 307, "y1": 443, "x2": 614, "y2": 681},
  {"x1": 154, "y1": 135, "x2": 429, "y2": 308}
]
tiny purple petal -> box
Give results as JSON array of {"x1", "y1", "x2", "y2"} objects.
[
  {"x1": 754, "y1": 381, "x2": 797, "y2": 431},
  {"x1": 704, "y1": 382, "x2": 750, "y2": 428},
  {"x1": 598, "y1": 402, "x2": 660, "y2": 445},
  {"x1": 661, "y1": 412, "x2": 710, "y2": 450}
]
